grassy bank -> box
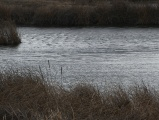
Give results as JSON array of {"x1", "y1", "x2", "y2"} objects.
[
  {"x1": 0, "y1": 68, "x2": 159, "y2": 120},
  {"x1": 0, "y1": 0, "x2": 159, "y2": 27}
]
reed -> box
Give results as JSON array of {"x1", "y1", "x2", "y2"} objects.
[
  {"x1": 1, "y1": 0, "x2": 159, "y2": 27},
  {"x1": 0, "y1": 68, "x2": 159, "y2": 120},
  {"x1": 0, "y1": 3, "x2": 11, "y2": 21}
]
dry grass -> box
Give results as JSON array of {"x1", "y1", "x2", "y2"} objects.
[
  {"x1": 0, "y1": 3, "x2": 11, "y2": 21},
  {"x1": 0, "y1": 21, "x2": 21, "y2": 45},
  {"x1": 0, "y1": 0, "x2": 159, "y2": 26},
  {"x1": 0, "y1": 68, "x2": 159, "y2": 120}
]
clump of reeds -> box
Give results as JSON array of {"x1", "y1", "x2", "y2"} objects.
[
  {"x1": 0, "y1": 3, "x2": 21, "y2": 45},
  {"x1": 1, "y1": 68, "x2": 159, "y2": 120},
  {"x1": 0, "y1": 21, "x2": 21, "y2": 45}
]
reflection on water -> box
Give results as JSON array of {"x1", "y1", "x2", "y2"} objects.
[{"x1": 1, "y1": 27, "x2": 159, "y2": 87}]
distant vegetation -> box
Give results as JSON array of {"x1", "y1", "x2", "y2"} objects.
[
  {"x1": 0, "y1": 68, "x2": 159, "y2": 120},
  {"x1": 0, "y1": 0, "x2": 159, "y2": 27}
]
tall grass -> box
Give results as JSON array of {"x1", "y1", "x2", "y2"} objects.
[
  {"x1": 0, "y1": 21, "x2": 21, "y2": 45},
  {"x1": 1, "y1": 68, "x2": 159, "y2": 119},
  {"x1": 0, "y1": 0, "x2": 159, "y2": 26},
  {"x1": 0, "y1": 4, "x2": 11, "y2": 21}
]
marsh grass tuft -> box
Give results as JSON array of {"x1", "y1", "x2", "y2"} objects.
[
  {"x1": 0, "y1": 68, "x2": 159, "y2": 119},
  {"x1": 0, "y1": 21, "x2": 21, "y2": 45}
]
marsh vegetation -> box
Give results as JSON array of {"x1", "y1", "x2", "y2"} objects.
[
  {"x1": 0, "y1": 0, "x2": 159, "y2": 119},
  {"x1": 0, "y1": 0, "x2": 159, "y2": 27},
  {"x1": 0, "y1": 4, "x2": 20, "y2": 45},
  {"x1": 0, "y1": 21, "x2": 21, "y2": 45},
  {"x1": 0, "y1": 68, "x2": 159, "y2": 120}
]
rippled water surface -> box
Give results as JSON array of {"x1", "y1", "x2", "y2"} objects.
[{"x1": 1, "y1": 27, "x2": 159, "y2": 86}]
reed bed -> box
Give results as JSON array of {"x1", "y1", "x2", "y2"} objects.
[
  {"x1": 0, "y1": 0, "x2": 159, "y2": 27},
  {"x1": 0, "y1": 68, "x2": 159, "y2": 120}
]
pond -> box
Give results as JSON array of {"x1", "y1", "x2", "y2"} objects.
[{"x1": 1, "y1": 27, "x2": 159, "y2": 87}]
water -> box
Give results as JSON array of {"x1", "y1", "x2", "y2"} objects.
[{"x1": 1, "y1": 27, "x2": 159, "y2": 87}]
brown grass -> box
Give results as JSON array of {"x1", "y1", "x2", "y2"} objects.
[
  {"x1": 0, "y1": 3, "x2": 11, "y2": 21},
  {"x1": 0, "y1": 21, "x2": 21, "y2": 45},
  {"x1": 0, "y1": 68, "x2": 159, "y2": 120},
  {"x1": 0, "y1": 0, "x2": 159, "y2": 27}
]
